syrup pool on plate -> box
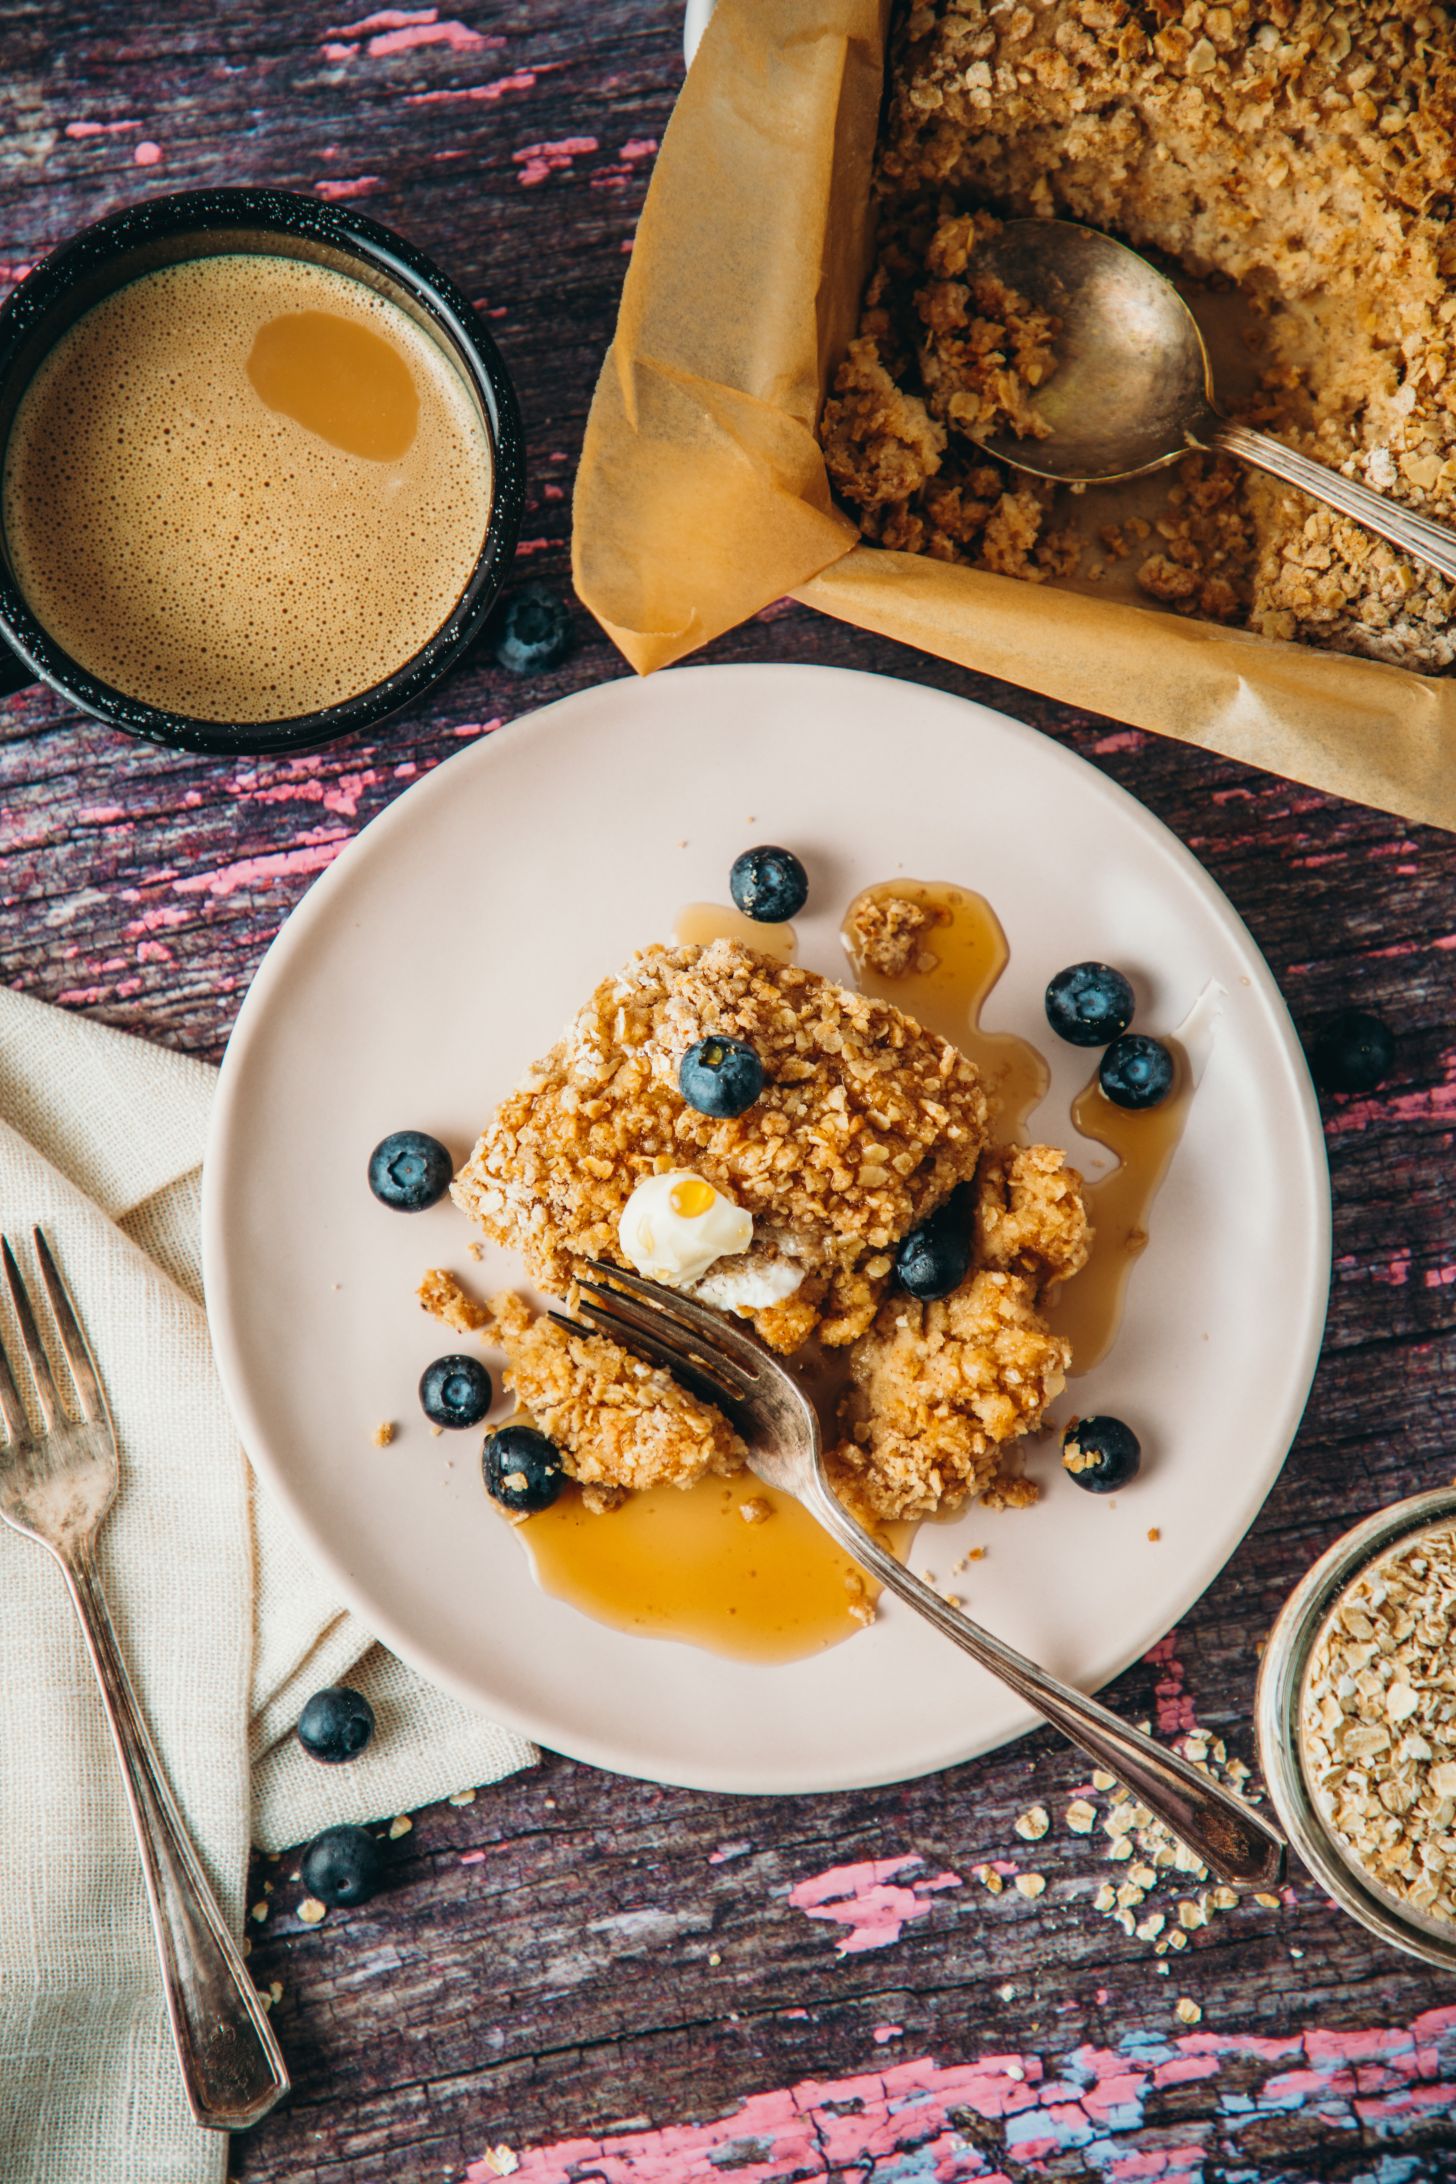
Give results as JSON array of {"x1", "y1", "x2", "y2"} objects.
[
  {"x1": 841, "y1": 880, "x2": 1047, "y2": 1141},
  {"x1": 517, "y1": 1475, "x2": 881, "y2": 1661},
  {"x1": 509, "y1": 884, "x2": 1194, "y2": 1658},
  {"x1": 1045, "y1": 1044, "x2": 1192, "y2": 1376}
]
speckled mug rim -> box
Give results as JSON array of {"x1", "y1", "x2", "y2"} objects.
[{"x1": 0, "y1": 186, "x2": 525, "y2": 757}]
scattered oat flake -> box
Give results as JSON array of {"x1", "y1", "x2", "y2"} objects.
[
  {"x1": 250, "y1": 1900, "x2": 269, "y2": 1923},
  {"x1": 389, "y1": 1815, "x2": 413, "y2": 1839},
  {"x1": 1175, "y1": 1996, "x2": 1203, "y2": 2025},
  {"x1": 1014, "y1": 1805, "x2": 1050, "y2": 1841},
  {"x1": 479, "y1": 2149, "x2": 520, "y2": 2178},
  {"x1": 449, "y1": 1788, "x2": 477, "y2": 1806},
  {"x1": 708, "y1": 1951, "x2": 722, "y2": 1966},
  {"x1": 1254, "y1": 1891, "x2": 1282, "y2": 1909},
  {"x1": 1065, "y1": 1799, "x2": 1097, "y2": 1833},
  {"x1": 1092, "y1": 1769, "x2": 1116, "y2": 1791},
  {"x1": 1014, "y1": 1872, "x2": 1046, "y2": 1899},
  {"x1": 296, "y1": 1897, "x2": 327, "y2": 1925},
  {"x1": 372, "y1": 1420, "x2": 396, "y2": 1447},
  {"x1": 269, "y1": 1980, "x2": 283, "y2": 2003}
]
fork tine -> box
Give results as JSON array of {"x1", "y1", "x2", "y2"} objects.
[
  {"x1": 1, "y1": 1237, "x2": 61, "y2": 1429},
  {"x1": 582, "y1": 1259, "x2": 768, "y2": 1378},
  {"x1": 577, "y1": 1278, "x2": 757, "y2": 1396},
  {"x1": 33, "y1": 1230, "x2": 105, "y2": 1425},
  {"x1": 0, "y1": 1301, "x2": 30, "y2": 1444},
  {"x1": 572, "y1": 1297, "x2": 749, "y2": 1416}
]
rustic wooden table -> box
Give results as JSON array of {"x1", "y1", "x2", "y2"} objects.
[{"x1": 5, "y1": 4, "x2": 1456, "y2": 2178}]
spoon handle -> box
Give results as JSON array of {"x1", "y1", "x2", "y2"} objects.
[
  {"x1": 1213, "y1": 419, "x2": 1456, "y2": 586},
  {"x1": 802, "y1": 1472, "x2": 1285, "y2": 1889}
]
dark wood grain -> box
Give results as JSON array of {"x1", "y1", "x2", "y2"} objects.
[{"x1": 4, "y1": 4, "x2": 1456, "y2": 2179}]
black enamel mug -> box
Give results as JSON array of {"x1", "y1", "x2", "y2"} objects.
[{"x1": 0, "y1": 188, "x2": 524, "y2": 756}]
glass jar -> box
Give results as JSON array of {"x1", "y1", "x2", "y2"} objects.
[{"x1": 1255, "y1": 1485, "x2": 1456, "y2": 1970}]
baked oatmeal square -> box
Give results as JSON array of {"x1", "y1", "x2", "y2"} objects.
[{"x1": 452, "y1": 937, "x2": 991, "y2": 1350}]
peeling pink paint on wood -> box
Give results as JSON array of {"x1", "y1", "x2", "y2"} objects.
[
  {"x1": 1144, "y1": 1628, "x2": 1197, "y2": 1738},
  {"x1": 786, "y1": 1854, "x2": 963, "y2": 1955},
  {"x1": 170, "y1": 835, "x2": 350, "y2": 898},
  {"x1": 314, "y1": 175, "x2": 384, "y2": 200},
  {"x1": 513, "y1": 137, "x2": 598, "y2": 187},
  {"x1": 406, "y1": 66, "x2": 553, "y2": 104},
  {"x1": 472, "y1": 2008, "x2": 1456, "y2": 2184}
]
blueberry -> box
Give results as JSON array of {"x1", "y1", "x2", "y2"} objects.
[
  {"x1": 729, "y1": 845, "x2": 808, "y2": 924},
  {"x1": 1063, "y1": 1415, "x2": 1141, "y2": 1494},
  {"x1": 483, "y1": 1424, "x2": 565, "y2": 1513},
  {"x1": 1045, "y1": 961, "x2": 1135, "y2": 1047},
  {"x1": 1099, "y1": 1033, "x2": 1174, "y2": 1111},
  {"x1": 679, "y1": 1035, "x2": 766, "y2": 1118},
  {"x1": 300, "y1": 1823, "x2": 387, "y2": 1908},
  {"x1": 420, "y1": 1354, "x2": 493, "y2": 1430},
  {"x1": 491, "y1": 582, "x2": 574, "y2": 675},
  {"x1": 297, "y1": 1685, "x2": 375, "y2": 1765},
  {"x1": 368, "y1": 1130, "x2": 452, "y2": 1211},
  {"x1": 1309, "y1": 1009, "x2": 1394, "y2": 1095},
  {"x1": 895, "y1": 1182, "x2": 974, "y2": 1300}
]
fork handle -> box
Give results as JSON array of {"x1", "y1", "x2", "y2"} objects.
[
  {"x1": 804, "y1": 1478, "x2": 1285, "y2": 1889},
  {"x1": 61, "y1": 1544, "x2": 289, "y2": 2131}
]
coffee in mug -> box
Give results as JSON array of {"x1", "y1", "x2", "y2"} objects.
[{"x1": 2, "y1": 251, "x2": 495, "y2": 723}]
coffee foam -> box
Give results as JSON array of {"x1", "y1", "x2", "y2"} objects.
[{"x1": 1, "y1": 253, "x2": 494, "y2": 721}]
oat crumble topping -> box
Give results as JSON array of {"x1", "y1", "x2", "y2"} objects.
[
  {"x1": 483, "y1": 1291, "x2": 746, "y2": 1495},
  {"x1": 821, "y1": 0, "x2": 1456, "y2": 670},
  {"x1": 842, "y1": 888, "x2": 945, "y2": 978},
  {"x1": 447, "y1": 938, "x2": 1092, "y2": 1522},
  {"x1": 418, "y1": 1266, "x2": 491, "y2": 1335},
  {"x1": 453, "y1": 939, "x2": 991, "y2": 1351}
]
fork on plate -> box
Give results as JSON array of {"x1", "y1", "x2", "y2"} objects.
[
  {"x1": 561, "y1": 1260, "x2": 1286, "y2": 1889},
  {"x1": 0, "y1": 1228, "x2": 288, "y2": 2131}
]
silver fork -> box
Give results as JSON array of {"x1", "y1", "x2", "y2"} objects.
[
  {"x1": 0, "y1": 1228, "x2": 288, "y2": 2131},
  {"x1": 562, "y1": 1260, "x2": 1286, "y2": 1889}
]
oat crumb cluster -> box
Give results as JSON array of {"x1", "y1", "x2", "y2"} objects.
[
  {"x1": 436, "y1": 934, "x2": 1091, "y2": 1522},
  {"x1": 1301, "y1": 1522, "x2": 1456, "y2": 1923},
  {"x1": 821, "y1": 0, "x2": 1456, "y2": 670}
]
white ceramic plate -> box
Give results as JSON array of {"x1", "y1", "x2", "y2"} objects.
[{"x1": 203, "y1": 664, "x2": 1330, "y2": 1795}]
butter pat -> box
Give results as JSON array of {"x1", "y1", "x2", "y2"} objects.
[{"x1": 618, "y1": 1170, "x2": 753, "y2": 1287}]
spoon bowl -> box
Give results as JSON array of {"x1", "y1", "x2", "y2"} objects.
[
  {"x1": 970, "y1": 219, "x2": 1214, "y2": 483},
  {"x1": 965, "y1": 217, "x2": 1456, "y2": 585}
]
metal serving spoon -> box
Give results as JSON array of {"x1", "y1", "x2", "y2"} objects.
[
  {"x1": 561, "y1": 1260, "x2": 1286, "y2": 1889},
  {"x1": 965, "y1": 218, "x2": 1456, "y2": 586}
]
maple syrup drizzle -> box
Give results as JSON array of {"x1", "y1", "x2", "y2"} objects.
[
  {"x1": 512, "y1": 883, "x2": 1195, "y2": 1658},
  {"x1": 519, "y1": 1476, "x2": 881, "y2": 1661},
  {"x1": 841, "y1": 880, "x2": 1048, "y2": 1142},
  {"x1": 1045, "y1": 1044, "x2": 1192, "y2": 1376}
]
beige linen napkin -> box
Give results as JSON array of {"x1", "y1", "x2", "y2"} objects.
[{"x1": 0, "y1": 984, "x2": 535, "y2": 2184}]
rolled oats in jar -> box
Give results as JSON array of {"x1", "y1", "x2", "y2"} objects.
[{"x1": 1300, "y1": 1520, "x2": 1456, "y2": 1925}]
